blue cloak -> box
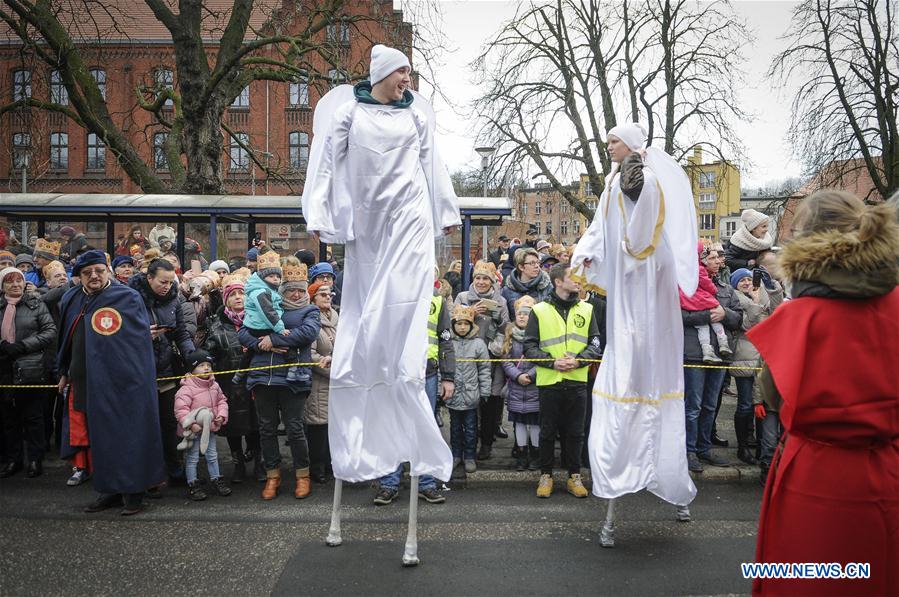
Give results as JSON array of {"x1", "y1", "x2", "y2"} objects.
[{"x1": 57, "y1": 282, "x2": 165, "y2": 494}]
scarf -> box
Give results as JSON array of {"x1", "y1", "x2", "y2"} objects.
[
  {"x1": 511, "y1": 325, "x2": 527, "y2": 344},
  {"x1": 224, "y1": 307, "x2": 245, "y2": 328},
  {"x1": 1, "y1": 293, "x2": 21, "y2": 343},
  {"x1": 730, "y1": 225, "x2": 773, "y2": 252},
  {"x1": 319, "y1": 307, "x2": 338, "y2": 332},
  {"x1": 282, "y1": 295, "x2": 310, "y2": 310}
]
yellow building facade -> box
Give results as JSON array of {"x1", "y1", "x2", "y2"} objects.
[{"x1": 684, "y1": 147, "x2": 741, "y2": 243}]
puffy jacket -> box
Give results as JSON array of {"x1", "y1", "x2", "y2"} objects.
[
  {"x1": 501, "y1": 270, "x2": 552, "y2": 320},
  {"x1": 204, "y1": 307, "x2": 245, "y2": 393},
  {"x1": 724, "y1": 240, "x2": 760, "y2": 272},
  {"x1": 129, "y1": 273, "x2": 195, "y2": 377},
  {"x1": 497, "y1": 337, "x2": 539, "y2": 414},
  {"x1": 446, "y1": 335, "x2": 491, "y2": 411},
  {"x1": 730, "y1": 286, "x2": 782, "y2": 377},
  {"x1": 0, "y1": 293, "x2": 57, "y2": 386},
  {"x1": 174, "y1": 375, "x2": 229, "y2": 435},
  {"x1": 306, "y1": 307, "x2": 338, "y2": 425},
  {"x1": 682, "y1": 275, "x2": 742, "y2": 363},
  {"x1": 243, "y1": 273, "x2": 284, "y2": 333},
  {"x1": 238, "y1": 304, "x2": 320, "y2": 394},
  {"x1": 454, "y1": 284, "x2": 510, "y2": 347}
]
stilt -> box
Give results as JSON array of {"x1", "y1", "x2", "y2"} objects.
[
  {"x1": 675, "y1": 504, "x2": 691, "y2": 522},
  {"x1": 600, "y1": 498, "x2": 616, "y2": 548},
  {"x1": 326, "y1": 479, "x2": 343, "y2": 547},
  {"x1": 402, "y1": 474, "x2": 420, "y2": 566}
]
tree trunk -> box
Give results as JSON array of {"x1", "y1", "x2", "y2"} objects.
[{"x1": 181, "y1": 97, "x2": 229, "y2": 195}]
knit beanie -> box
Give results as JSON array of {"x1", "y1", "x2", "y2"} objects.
[
  {"x1": 730, "y1": 268, "x2": 752, "y2": 289},
  {"x1": 246, "y1": 247, "x2": 260, "y2": 262},
  {"x1": 369, "y1": 44, "x2": 411, "y2": 85},
  {"x1": 15, "y1": 254, "x2": 34, "y2": 269},
  {"x1": 208, "y1": 260, "x2": 229, "y2": 274},
  {"x1": 0, "y1": 266, "x2": 24, "y2": 285},
  {"x1": 309, "y1": 262, "x2": 335, "y2": 282},
  {"x1": 741, "y1": 209, "x2": 769, "y2": 232},
  {"x1": 308, "y1": 280, "x2": 331, "y2": 300},
  {"x1": 0, "y1": 250, "x2": 14, "y2": 265},
  {"x1": 186, "y1": 349, "x2": 215, "y2": 372},
  {"x1": 111, "y1": 255, "x2": 134, "y2": 271}
]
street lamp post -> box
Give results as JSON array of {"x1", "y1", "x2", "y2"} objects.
[
  {"x1": 251, "y1": 150, "x2": 274, "y2": 195},
  {"x1": 474, "y1": 146, "x2": 496, "y2": 261}
]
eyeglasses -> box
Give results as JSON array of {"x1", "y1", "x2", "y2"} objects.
[
  {"x1": 79, "y1": 267, "x2": 107, "y2": 278},
  {"x1": 522, "y1": 260, "x2": 540, "y2": 267}
]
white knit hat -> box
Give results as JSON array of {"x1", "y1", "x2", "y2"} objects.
[
  {"x1": 607, "y1": 122, "x2": 648, "y2": 152},
  {"x1": 208, "y1": 260, "x2": 229, "y2": 273},
  {"x1": 369, "y1": 44, "x2": 411, "y2": 85},
  {"x1": 741, "y1": 209, "x2": 769, "y2": 231}
]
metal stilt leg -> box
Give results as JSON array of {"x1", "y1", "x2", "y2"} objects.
[
  {"x1": 326, "y1": 479, "x2": 343, "y2": 547},
  {"x1": 600, "y1": 498, "x2": 616, "y2": 548},
  {"x1": 402, "y1": 475, "x2": 420, "y2": 566}
]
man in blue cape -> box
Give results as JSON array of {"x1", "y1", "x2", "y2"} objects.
[{"x1": 58, "y1": 250, "x2": 165, "y2": 515}]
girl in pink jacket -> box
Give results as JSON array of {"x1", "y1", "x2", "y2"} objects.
[
  {"x1": 174, "y1": 350, "x2": 231, "y2": 501},
  {"x1": 679, "y1": 242, "x2": 733, "y2": 363}
]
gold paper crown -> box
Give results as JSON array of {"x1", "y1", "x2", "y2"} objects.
[
  {"x1": 198, "y1": 270, "x2": 220, "y2": 288},
  {"x1": 472, "y1": 260, "x2": 497, "y2": 279},
  {"x1": 42, "y1": 260, "x2": 67, "y2": 279},
  {"x1": 221, "y1": 273, "x2": 245, "y2": 288},
  {"x1": 231, "y1": 267, "x2": 251, "y2": 282},
  {"x1": 451, "y1": 304, "x2": 477, "y2": 324},
  {"x1": 34, "y1": 238, "x2": 61, "y2": 257},
  {"x1": 514, "y1": 295, "x2": 536, "y2": 313},
  {"x1": 283, "y1": 263, "x2": 308, "y2": 283},
  {"x1": 256, "y1": 250, "x2": 281, "y2": 271}
]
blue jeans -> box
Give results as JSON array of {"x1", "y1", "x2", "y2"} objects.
[
  {"x1": 684, "y1": 365, "x2": 727, "y2": 455},
  {"x1": 759, "y1": 411, "x2": 783, "y2": 468},
  {"x1": 185, "y1": 432, "x2": 221, "y2": 483},
  {"x1": 734, "y1": 376, "x2": 754, "y2": 416},
  {"x1": 379, "y1": 374, "x2": 439, "y2": 491},
  {"x1": 450, "y1": 408, "x2": 478, "y2": 460}
]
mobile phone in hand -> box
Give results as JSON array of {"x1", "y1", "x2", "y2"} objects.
[{"x1": 752, "y1": 269, "x2": 762, "y2": 290}]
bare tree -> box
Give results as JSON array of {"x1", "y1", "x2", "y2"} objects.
[
  {"x1": 771, "y1": 0, "x2": 898, "y2": 200},
  {"x1": 470, "y1": 0, "x2": 751, "y2": 220},
  {"x1": 0, "y1": 0, "x2": 421, "y2": 194}
]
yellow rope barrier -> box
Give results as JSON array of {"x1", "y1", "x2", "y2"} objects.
[{"x1": 0, "y1": 358, "x2": 761, "y2": 389}]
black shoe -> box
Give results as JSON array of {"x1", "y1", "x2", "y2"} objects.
[
  {"x1": 746, "y1": 436, "x2": 759, "y2": 449},
  {"x1": 737, "y1": 446, "x2": 758, "y2": 465},
  {"x1": 476, "y1": 444, "x2": 492, "y2": 461},
  {"x1": 687, "y1": 453, "x2": 703, "y2": 473},
  {"x1": 759, "y1": 465, "x2": 769, "y2": 487},
  {"x1": 120, "y1": 494, "x2": 146, "y2": 516},
  {"x1": 26, "y1": 461, "x2": 43, "y2": 478},
  {"x1": 253, "y1": 456, "x2": 266, "y2": 483},
  {"x1": 495, "y1": 425, "x2": 509, "y2": 439},
  {"x1": 84, "y1": 494, "x2": 123, "y2": 513},
  {"x1": 0, "y1": 461, "x2": 22, "y2": 478},
  {"x1": 697, "y1": 451, "x2": 730, "y2": 467},
  {"x1": 528, "y1": 447, "x2": 540, "y2": 471},
  {"x1": 710, "y1": 433, "x2": 729, "y2": 447},
  {"x1": 373, "y1": 487, "x2": 398, "y2": 505},
  {"x1": 188, "y1": 481, "x2": 208, "y2": 501},
  {"x1": 312, "y1": 473, "x2": 329, "y2": 484},
  {"x1": 418, "y1": 487, "x2": 446, "y2": 504},
  {"x1": 515, "y1": 455, "x2": 527, "y2": 472},
  {"x1": 211, "y1": 477, "x2": 232, "y2": 497},
  {"x1": 145, "y1": 485, "x2": 164, "y2": 499},
  {"x1": 231, "y1": 451, "x2": 246, "y2": 484}
]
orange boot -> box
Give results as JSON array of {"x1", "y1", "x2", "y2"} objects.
[
  {"x1": 295, "y1": 468, "x2": 311, "y2": 499},
  {"x1": 261, "y1": 469, "x2": 281, "y2": 500}
]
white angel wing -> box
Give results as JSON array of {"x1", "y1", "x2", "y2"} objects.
[{"x1": 410, "y1": 90, "x2": 461, "y2": 234}]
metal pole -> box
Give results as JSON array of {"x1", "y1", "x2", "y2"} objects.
[
  {"x1": 462, "y1": 216, "x2": 472, "y2": 289},
  {"x1": 482, "y1": 158, "x2": 488, "y2": 261},
  {"x1": 21, "y1": 161, "x2": 27, "y2": 193}
]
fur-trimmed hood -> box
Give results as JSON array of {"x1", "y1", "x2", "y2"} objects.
[{"x1": 779, "y1": 227, "x2": 899, "y2": 283}]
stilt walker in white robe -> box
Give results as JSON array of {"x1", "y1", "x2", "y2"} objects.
[
  {"x1": 570, "y1": 123, "x2": 699, "y2": 548},
  {"x1": 301, "y1": 45, "x2": 460, "y2": 565}
]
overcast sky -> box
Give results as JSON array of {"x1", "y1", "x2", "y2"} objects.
[{"x1": 415, "y1": 0, "x2": 803, "y2": 188}]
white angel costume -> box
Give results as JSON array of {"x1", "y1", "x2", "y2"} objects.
[
  {"x1": 301, "y1": 73, "x2": 460, "y2": 483},
  {"x1": 571, "y1": 123, "x2": 699, "y2": 506}
]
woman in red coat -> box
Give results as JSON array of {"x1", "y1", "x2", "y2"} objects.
[{"x1": 747, "y1": 190, "x2": 899, "y2": 596}]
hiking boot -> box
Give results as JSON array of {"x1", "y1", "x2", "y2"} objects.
[
  {"x1": 566, "y1": 474, "x2": 588, "y2": 498},
  {"x1": 418, "y1": 487, "x2": 445, "y2": 504},
  {"x1": 536, "y1": 473, "x2": 553, "y2": 498},
  {"x1": 697, "y1": 451, "x2": 730, "y2": 467},
  {"x1": 261, "y1": 469, "x2": 281, "y2": 500},
  {"x1": 464, "y1": 459, "x2": 477, "y2": 474},
  {"x1": 373, "y1": 487, "x2": 398, "y2": 506},
  {"x1": 211, "y1": 477, "x2": 232, "y2": 497},
  {"x1": 687, "y1": 452, "x2": 703, "y2": 473},
  {"x1": 188, "y1": 481, "x2": 208, "y2": 501},
  {"x1": 701, "y1": 344, "x2": 722, "y2": 363},
  {"x1": 295, "y1": 470, "x2": 311, "y2": 499},
  {"x1": 717, "y1": 342, "x2": 733, "y2": 356}
]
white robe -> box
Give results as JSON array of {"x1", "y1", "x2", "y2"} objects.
[
  {"x1": 302, "y1": 96, "x2": 460, "y2": 483},
  {"x1": 572, "y1": 169, "x2": 697, "y2": 506}
]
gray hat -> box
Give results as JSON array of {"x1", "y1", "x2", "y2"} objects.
[{"x1": 15, "y1": 254, "x2": 34, "y2": 268}]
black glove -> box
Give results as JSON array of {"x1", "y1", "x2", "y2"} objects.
[
  {"x1": 0, "y1": 341, "x2": 26, "y2": 357},
  {"x1": 620, "y1": 152, "x2": 645, "y2": 202},
  {"x1": 756, "y1": 267, "x2": 775, "y2": 291}
]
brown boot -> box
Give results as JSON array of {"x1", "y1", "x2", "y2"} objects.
[
  {"x1": 295, "y1": 468, "x2": 311, "y2": 499},
  {"x1": 261, "y1": 469, "x2": 281, "y2": 500}
]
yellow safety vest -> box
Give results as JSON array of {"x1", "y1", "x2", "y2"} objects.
[
  {"x1": 427, "y1": 295, "x2": 442, "y2": 361},
  {"x1": 532, "y1": 300, "x2": 593, "y2": 386}
]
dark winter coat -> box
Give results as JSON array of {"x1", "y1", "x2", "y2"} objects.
[
  {"x1": 501, "y1": 270, "x2": 553, "y2": 320},
  {"x1": 427, "y1": 293, "x2": 456, "y2": 382},
  {"x1": 129, "y1": 273, "x2": 196, "y2": 378},
  {"x1": 499, "y1": 337, "x2": 539, "y2": 414},
  {"x1": 0, "y1": 293, "x2": 57, "y2": 387},
  {"x1": 204, "y1": 306, "x2": 256, "y2": 437},
  {"x1": 238, "y1": 304, "x2": 320, "y2": 394},
  {"x1": 724, "y1": 240, "x2": 760, "y2": 272},
  {"x1": 681, "y1": 272, "x2": 743, "y2": 363},
  {"x1": 60, "y1": 233, "x2": 88, "y2": 264}
]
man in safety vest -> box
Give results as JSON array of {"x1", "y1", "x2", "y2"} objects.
[
  {"x1": 523, "y1": 263, "x2": 602, "y2": 499},
  {"x1": 373, "y1": 269, "x2": 456, "y2": 506}
]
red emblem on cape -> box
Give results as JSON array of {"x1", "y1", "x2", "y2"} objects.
[{"x1": 91, "y1": 307, "x2": 123, "y2": 336}]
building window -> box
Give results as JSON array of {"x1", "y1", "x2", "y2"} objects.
[
  {"x1": 154, "y1": 68, "x2": 174, "y2": 107},
  {"x1": 545, "y1": 221, "x2": 552, "y2": 235},
  {"x1": 327, "y1": 21, "x2": 351, "y2": 46},
  {"x1": 50, "y1": 132, "x2": 68, "y2": 170},
  {"x1": 521, "y1": 203, "x2": 527, "y2": 216},
  {"x1": 534, "y1": 222, "x2": 541, "y2": 235},
  {"x1": 725, "y1": 220, "x2": 737, "y2": 238},
  {"x1": 561, "y1": 221, "x2": 568, "y2": 236},
  {"x1": 574, "y1": 219, "x2": 580, "y2": 235},
  {"x1": 546, "y1": 201, "x2": 552, "y2": 215},
  {"x1": 229, "y1": 132, "x2": 249, "y2": 172},
  {"x1": 535, "y1": 201, "x2": 541, "y2": 215},
  {"x1": 328, "y1": 68, "x2": 346, "y2": 89},
  {"x1": 289, "y1": 131, "x2": 309, "y2": 170},
  {"x1": 50, "y1": 70, "x2": 68, "y2": 105},
  {"x1": 699, "y1": 171, "x2": 715, "y2": 188},
  {"x1": 699, "y1": 192, "x2": 716, "y2": 210},
  {"x1": 12, "y1": 69, "x2": 31, "y2": 101},
  {"x1": 86, "y1": 133, "x2": 105, "y2": 170},
  {"x1": 289, "y1": 79, "x2": 309, "y2": 107},
  {"x1": 90, "y1": 68, "x2": 106, "y2": 100},
  {"x1": 231, "y1": 86, "x2": 249, "y2": 109},
  {"x1": 153, "y1": 132, "x2": 168, "y2": 170},
  {"x1": 699, "y1": 213, "x2": 716, "y2": 231},
  {"x1": 12, "y1": 132, "x2": 31, "y2": 169}
]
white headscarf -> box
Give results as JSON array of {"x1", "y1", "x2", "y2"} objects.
[
  {"x1": 369, "y1": 44, "x2": 411, "y2": 85},
  {"x1": 608, "y1": 122, "x2": 648, "y2": 152}
]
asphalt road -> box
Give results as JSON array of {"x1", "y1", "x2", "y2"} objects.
[{"x1": 0, "y1": 462, "x2": 762, "y2": 597}]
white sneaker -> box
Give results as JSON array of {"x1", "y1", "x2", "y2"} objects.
[
  {"x1": 67, "y1": 467, "x2": 91, "y2": 486},
  {"x1": 701, "y1": 344, "x2": 723, "y2": 363}
]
